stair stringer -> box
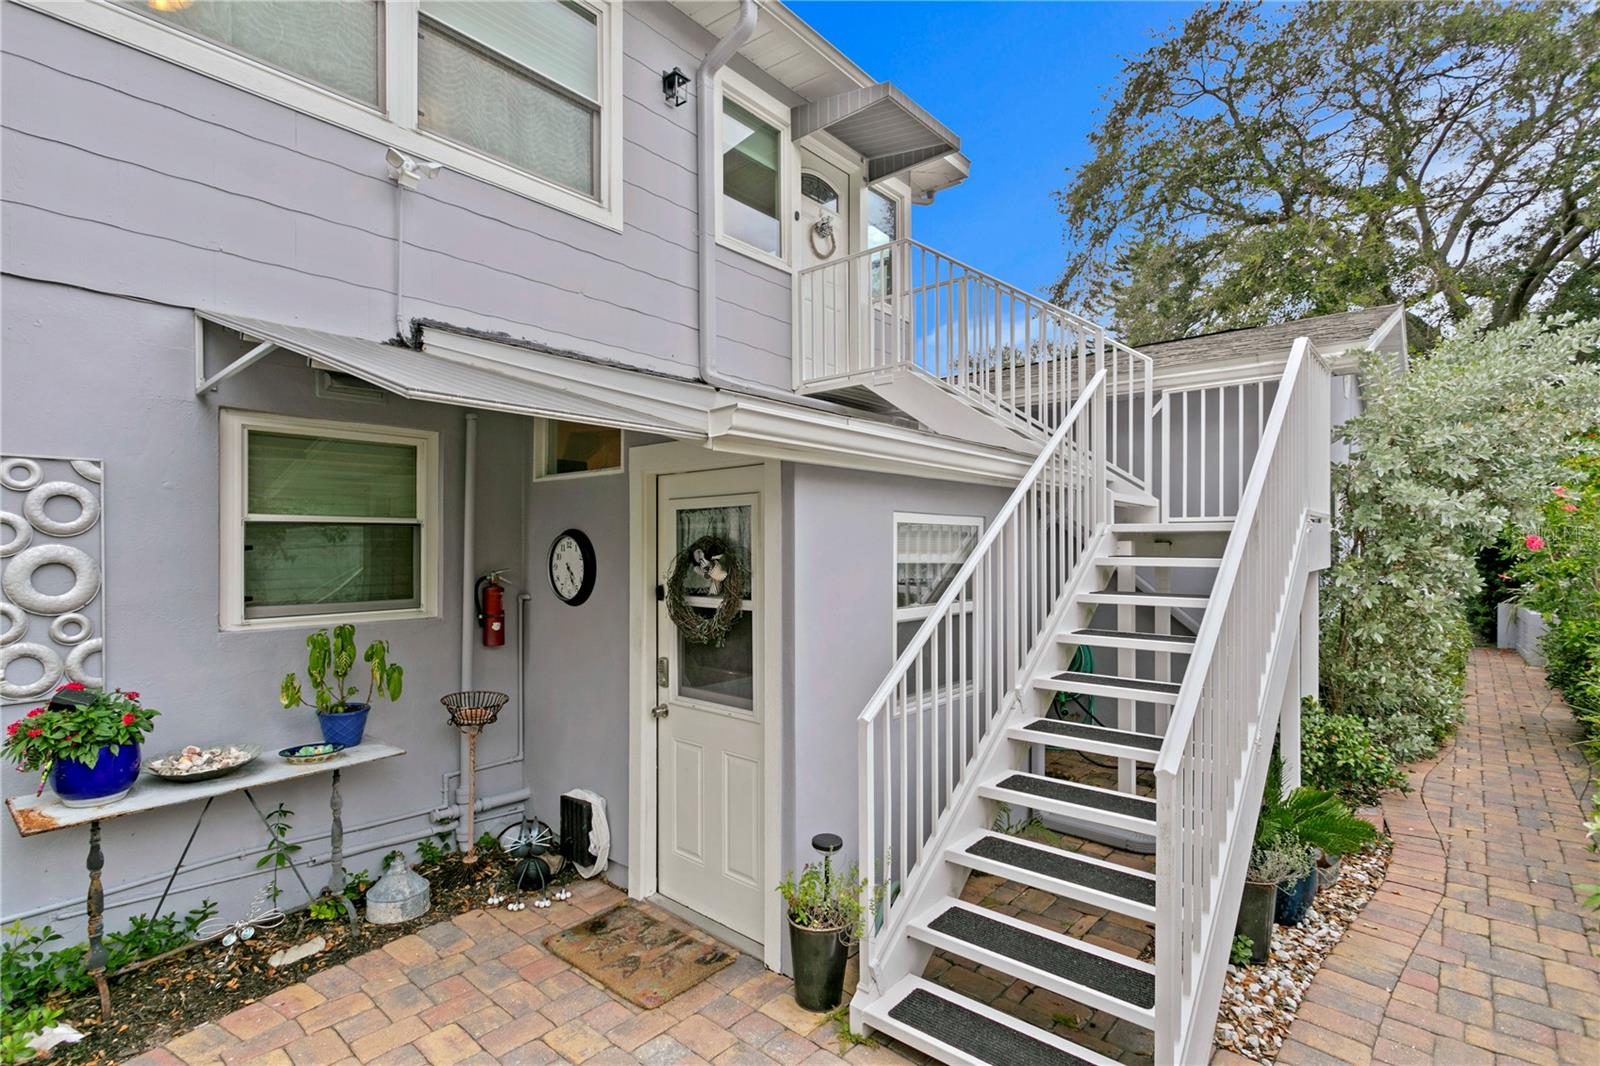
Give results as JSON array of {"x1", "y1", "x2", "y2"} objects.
[
  {"x1": 837, "y1": 366, "x2": 1044, "y2": 451},
  {"x1": 1166, "y1": 512, "x2": 1320, "y2": 1065},
  {"x1": 850, "y1": 518, "x2": 1115, "y2": 1030}
]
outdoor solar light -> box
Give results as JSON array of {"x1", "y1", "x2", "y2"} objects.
[
  {"x1": 662, "y1": 67, "x2": 690, "y2": 108},
  {"x1": 385, "y1": 147, "x2": 444, "y2": 190}
]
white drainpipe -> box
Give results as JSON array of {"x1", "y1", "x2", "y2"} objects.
[
  {"x1": 696, "y1": 0, "x2": 759, "y2": 391},
  {"x1": 454, "y1": 413, "x2": 477, "y2": 846}
]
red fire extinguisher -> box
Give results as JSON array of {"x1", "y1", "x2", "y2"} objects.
[{"x1": 476, "y1": 573, "x2": 506, "y2": 647}]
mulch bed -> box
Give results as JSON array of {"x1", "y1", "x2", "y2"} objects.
[
  {"x1": 44, "y1": 850, "x2": 575, "y2": 1065},
  {"x1": 1212, "y1": 838, "x2": 1394, "y2": 1062}
]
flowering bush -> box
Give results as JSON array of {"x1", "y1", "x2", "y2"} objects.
[
  {"x1": 2, "y1": 687, "x2": 159, "y2": 778},
  {"x1": 1322, "y1": 314, "x2": 1600, "y2": 762}
]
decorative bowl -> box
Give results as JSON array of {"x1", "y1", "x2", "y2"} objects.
[
  {"x1": 279, "y1": 742, "x2": 346, "y2": 765},
  {"x1": 146, "y1": 744, "x2": 259, "y2": 783}
]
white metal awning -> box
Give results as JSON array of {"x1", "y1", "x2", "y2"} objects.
[
  {"x1": 194, "y1": 311, "x2": 705, "y2": 436},
  {"x1": 792, "y1": 83, "x2": 962, "y2": 188}
]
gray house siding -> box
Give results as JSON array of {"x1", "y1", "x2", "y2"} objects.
[
  {"x1": 0, "y1": 276, "x2": 532, "y2": 928},
  {"x1": 0, "y1": 0, "x2": 792, "y2": 388}
]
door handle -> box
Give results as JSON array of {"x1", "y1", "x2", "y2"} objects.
[{"x1": 650, "y1": 704, "x2": 670, "y2": 720}]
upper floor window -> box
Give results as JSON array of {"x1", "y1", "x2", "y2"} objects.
[
  {"x1": 868, "y1": 187, "x2": 900, "y2": 297},
  {"x1": 722, "y1": 97, "x2": 783, "y2": 258},
  {"x1": 63, "y1": 0, "x2": 623, "y2": 228}
]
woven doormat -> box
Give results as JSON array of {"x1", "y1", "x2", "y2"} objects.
[{"x1": 544, "y1": 902, "x2": 737, "y2": 1009}]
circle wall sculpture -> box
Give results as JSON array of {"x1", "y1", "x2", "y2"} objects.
[
  {"x1": 2, "y1": 544, "x2": 102, "y2": 616},
  {"x1": 0, "y1": 511, "x2": 30, "y2": 558},
  {"x1": 24, "y1": 481, "x2": 100, "y2": 537},
  {"x1": 0, "y1": 604, "x2": 26, "y2": 647},
  {"x1": 1, "y1": 459, "x2": 41, "y2": 491},
  {"x1": 66, "y1": 638, "x2": 105, "y2": 688},
  {"x1": 49, "y1": 612, "x2": 93, "y2": 645},
  {"x1": 0, "y1": 643, "x2": 64, "y2": 700}
]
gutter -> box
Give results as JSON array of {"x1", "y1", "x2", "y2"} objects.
[{"x1": 696, "y1": 0, "x2": 759, "y2": 391}]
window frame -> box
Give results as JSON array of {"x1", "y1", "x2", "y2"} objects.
[
  {"x1": 28, "y1": 0, "x2": 626, "y2": 231},
  {"x1": 715, "y1": 69, "x2": 796, "y2": 272},
  {"x1": 219, "y1": 409, "x2": 441, "y2": 631},
  {"x1": 531, "y1": 418, "x2": 626, "y2": 482}
]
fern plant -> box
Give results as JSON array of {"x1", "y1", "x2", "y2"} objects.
[
  {"x1": 280, "y1": 624, "x2": 404, "y2": 715},
  {"x1": 1256, "y1": 751, "x2": 1379, "y2": 859}
]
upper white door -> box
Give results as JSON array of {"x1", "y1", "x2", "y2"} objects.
[
  {"x1": 797, "y1": 152, "x2": 851, "y2": 271},
  {"x1": 796, "y1": 151, "x2": 855, "y2": 379},
  {"x1": 655, "y1": 466, "x2": 766, "y2": 942}
]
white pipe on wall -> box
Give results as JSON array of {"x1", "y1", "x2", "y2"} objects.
[
  {"x1": 430, "y1": 787, "x2": 531, "y2": 825},
  {"x1": 455, "y1": 413, "x2": 478, "y2": 838}
]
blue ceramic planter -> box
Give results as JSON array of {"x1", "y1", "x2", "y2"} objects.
[
  {"x1": 1275, "y1": 869, "x2": 1317, "y2": 925},
  {"x1": 50, "y1": 743, "x2": 141, "y2": 807},
  {"x1": 319, "y1": 704, "x2": 369, "y2": 747}
]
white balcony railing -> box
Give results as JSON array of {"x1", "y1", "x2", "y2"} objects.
[{"x1": 796, "y1": 239, "x2": 1152, "y2": 491}]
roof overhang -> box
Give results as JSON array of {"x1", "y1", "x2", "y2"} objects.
[
  {"x1": 792, "y1": 83, "x2": 962, "y2": 189},
  {"x1": 1149, "y1": 305, "x2": 1410, "y2": 389},
  {"x1": 194, "y1": 312, "x2": 1030, "y2": 486}
]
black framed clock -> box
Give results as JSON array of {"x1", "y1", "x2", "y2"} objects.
[{"x1": 548, "y1": 529, "x2": 596, "y2": 606}]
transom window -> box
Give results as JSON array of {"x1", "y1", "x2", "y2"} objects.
[
  {"x1": 534, "y1": 419, "x2": 623, "y2": 479},
  {"x1": 220, "y1": 411, "x2": 439, "y2": 629},
  {"x1": 801, "y1": 173, "x2": 839, "y2": 212}
]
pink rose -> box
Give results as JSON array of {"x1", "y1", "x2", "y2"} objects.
[
  {"x1": 1553, "y1": 486, "x2": 1570, "y2": 497},
  {"x1": 1525, "y1": 534, "x2": 1545, "y2": 551},
  {"x1": 1562, "y1": 503, "x2": 1578, "y2": 512}
]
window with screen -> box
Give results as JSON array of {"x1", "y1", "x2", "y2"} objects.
[
  {"x1": 721, "y1": 97, "x2": 782, "y2": 257},
  {"x1": 221, "y1": 412, "x2": 437, "y2": 627}
]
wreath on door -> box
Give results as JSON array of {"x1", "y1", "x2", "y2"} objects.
[{"x1": 665, "y1": 535, "x2": 748, "y2": 647}]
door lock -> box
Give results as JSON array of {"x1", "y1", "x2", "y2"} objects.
[
  {"x1": 656, "y1": 656, "x2": 669, "y2": 688},
  {"x1": 651, "y1": 704, "x2": 670, "y2": 720}
]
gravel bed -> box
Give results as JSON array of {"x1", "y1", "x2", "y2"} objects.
[{"x1": 1212, "y1": 840, "x2": 1393, "y2": 1062}]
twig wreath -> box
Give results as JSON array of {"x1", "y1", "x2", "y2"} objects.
[{"x1": 665, "y1": 535, "x2": 748, "y2": 646}]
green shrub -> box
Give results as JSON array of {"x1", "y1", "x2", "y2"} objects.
[{"x1": 1300, "y1": 698, "x2": 1407, "y2": 804}]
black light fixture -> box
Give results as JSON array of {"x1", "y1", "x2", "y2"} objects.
[{"x1": 662, "y1": 67, "x2": 690, "y2": 108}]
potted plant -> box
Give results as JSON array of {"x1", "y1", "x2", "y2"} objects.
[
  {"x1": 777, "y1": 853, "x2": 880, "y2": 1011},
  {"x1": 1255, "y1": 752, "x2": 1378, "y2": 926},
  {"x1": 279, "y1": 624, "x2": 404, "y2": 747},
  {"x1": 3, "y1": 685, "x2": 159, "y2": 807},
  {"x1": 1238, "y1": 841, "x2": 1313, "y2": 963}
]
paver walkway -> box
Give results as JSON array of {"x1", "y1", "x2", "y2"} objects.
[
  {"x1": 130, "y1": 881, "x2": 918, "y2": 1066},
  {"x1": 1272, "y1": 649, "x2": 1600, "y2": 1066}
]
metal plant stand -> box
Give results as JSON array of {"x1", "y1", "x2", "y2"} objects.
[
  {"x1": 6, "y1": 740, "x2": 404, "y2": 1016},
  {"x1": 441, "y1": 691, "x2": 508, "y2": 864}
]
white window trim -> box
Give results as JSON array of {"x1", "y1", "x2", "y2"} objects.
[
  {"x1": 715, "y1": 68, "x2": 796, "y2": 272},
  {"x1": 531, "y1": 419, "x2": 627, "y2": 482},
  {"x1": 219, "y1": 409, "x2": 441, "y2": 631},
  {"x1": 893, "y1": 512, "x2": 983, "y2": 713},
  {"x1": 24, "y1": 0, "x2": 626, "y2": 231}
]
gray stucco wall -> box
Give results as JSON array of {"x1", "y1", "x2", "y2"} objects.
[
  {"x1": 0, "y1": 0, "x2": 792, "y2": 389},
  {"x1": 0, "y1": 278, "x2": 530, "y2": 928}
]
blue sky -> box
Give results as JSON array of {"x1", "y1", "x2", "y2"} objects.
[{"x1": 788, "y1": 1, "x2": 1196, "y2": 299}]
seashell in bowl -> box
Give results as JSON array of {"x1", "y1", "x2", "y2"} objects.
[{"x1": 146, "y1": 744, "x2": 260, "y2": 782}]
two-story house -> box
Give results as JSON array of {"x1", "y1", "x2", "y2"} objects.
[{"x1": 2, "y1": 3, "x2": 1368, "y2": 1062}]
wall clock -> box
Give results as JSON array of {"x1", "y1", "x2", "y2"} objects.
[{"x1": 548, "y1": 529, "x2": 596, "y2": 606}]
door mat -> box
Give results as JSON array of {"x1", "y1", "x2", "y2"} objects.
[{"x1": 544, "y1": 902, "x2": 737, "y2": 1009}]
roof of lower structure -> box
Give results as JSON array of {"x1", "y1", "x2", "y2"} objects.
[{"x1": 1137, "y1": 305, "x2": 1406, "y2": 369}]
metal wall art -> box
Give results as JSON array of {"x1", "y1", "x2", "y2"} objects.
[{"x1": 0, "y1": 455, "x2": 106, "y2": 705}]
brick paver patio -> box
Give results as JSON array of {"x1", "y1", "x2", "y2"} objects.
[
  {"x1": 1270, "y1": 649, "x2": 1600, "y2": 1066},
  {"x1": 128, "y1": 880, "x2": 919, "y2": 1066}
]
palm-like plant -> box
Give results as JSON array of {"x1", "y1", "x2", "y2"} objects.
[{"x1": 1255, "y1": 752, "x2": 1378, "y2": 859}]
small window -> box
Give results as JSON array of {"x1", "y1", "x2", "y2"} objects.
[
  {"x1": 121, "y1": 0, "x2": 382, "y2": 105},
  {"x1": 418, "y1": 1, "x2": 601, "y2": 196},
  {"x1": 221, "y1": 411, "x2": 438, "y2": 628},
  {"x1": 868, "y1": 188, "x2": 900, "y2": 297},
  {"x1": 721, "y1": 97, "x2": 782, "y2": 257},
  {"x1": 894, "y1": 514, "x2": 981, "y2": 654},
  {"x1": 535, "y1": 419, "x2": 623, "y2": 479},
  {"x1": 801, "y1": 173, "x2": 839, "y2": 212}
]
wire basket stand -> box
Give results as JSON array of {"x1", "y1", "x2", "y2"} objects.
[{"x1": 441, "y1": 690, "x2": 509, "y2": 864}]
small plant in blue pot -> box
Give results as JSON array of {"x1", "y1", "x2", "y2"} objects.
[
  {"x1": 4, "y1": 685, "x2": 159, "y2": 807},
  {"x1": 1254, "y1": 751, "x2": 1378, "y2": 928},
  {"x1": 280, "y1": 624, "x2": 404, "y2": 748}
]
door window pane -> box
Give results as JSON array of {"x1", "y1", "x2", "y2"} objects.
[
  {"x1": 245, "y1": 522, "x2": 419, "y2": 613},
  {"x1": 124, "y1": 0, "x2": 380, "y2": 105},
  {"x1": 418, "y1": 2, "x2": 599, "y2": 195},
  {"x1": 674, "y1": 503, "x2": 754, "y2": 710},
  {"x1": 247, "y1": 432, "x2": 418, "y2": 518},
  {"x1": 722, "y1": 99, "x2": 781, "y2": 255},
  {"x1": 868, "y1": 189, "x2": 899, "y2": 297}
]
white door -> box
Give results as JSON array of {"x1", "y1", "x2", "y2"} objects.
[
  {"x1": 796, "y1": 153, "x2": 854, "y2": 379},
  {"x1": 655, "y1": 467, "x2": 765, "y2": 942}
]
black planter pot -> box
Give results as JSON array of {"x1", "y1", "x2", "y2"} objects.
[
  {"x1": 788, "y1": 919, "x2": 848, "y2": 1011},
  {"x1": 1236, "y1": 880, "x2": 1276, "y2": 963}
]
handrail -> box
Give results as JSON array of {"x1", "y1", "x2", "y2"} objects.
[
  {"x1": 1152, "y1": 337, "x2": 1332, "y2": 1061},
  {"x1": 857, "y1": 368, "x2": 1109, "y2": 987}
]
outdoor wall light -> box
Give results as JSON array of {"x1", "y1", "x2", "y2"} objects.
[
  {"x1": 385, "y1": 147, "x2": 444, "y2": 190},
  {"x1": 662, "y1": 67, "x2": 690, "y2": 108}
]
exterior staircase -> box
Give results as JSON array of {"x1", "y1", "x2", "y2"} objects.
[{"x1": 843, "y1": 337, "x2": 1334, "y2": 1064}]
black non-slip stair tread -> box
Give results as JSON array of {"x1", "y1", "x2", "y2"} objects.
[
  {"x1": 964, "y1": 833, "x2": 1156, "y2": 906},
  {"x1": 1049, "y1": 670, "x2": 1181, "y2": 694},
  {"x1": 1085, "y1": 587, "x2": 1207, "y2": 599},
  {"x1": 887, "y1": 987, "x2": 1099, "y2": 1066},
  {"x1": 994, "y1": 773, "x2": 1157, "y2": 821},
  {"x1": 1017, "y1": 718, "x2": 1164, "y2": 751},
  {"x1": 1071, "y1": 627, "x2": 1195, "y2": 644},
  {"x1": 926, "y1": 906, "x2": 1155, "y2": 1010}
]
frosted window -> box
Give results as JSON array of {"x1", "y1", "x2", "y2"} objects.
[
  {"x1": 124, "y1": 0, "x2": 380, "y2": 105},
  {"x1": 722, "y1": 99, "x2": 781, "y2": 255},
  {"x1": 418, "y1": 1, "x2": 599, "y2": 195}
]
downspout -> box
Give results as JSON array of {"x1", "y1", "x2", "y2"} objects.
[
  {"x1": 696, "y1": 0, "x2": 759, "y2": 391},
  {"x1": 455, "y1": 413, "x2": 477, "y2": 847}
]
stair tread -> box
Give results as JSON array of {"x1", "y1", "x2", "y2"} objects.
[
  {"x1": 1111, "y1": 521, "x2": 1233, "y2": 533},
  {"x1": 881, "y1": 981, "x2": 1113, "y2": 1066},
  {"x1": 961, "y1": 832, "x2": 1156, "y2": 907},
  {"x1": 922, "y1": 902, "x2": 1155, "y2": 1011},
  {"x1": 1096, "y1": 556, "x2": 1220, "y2": 567},
  {"x1": 992, "y1": 772, "x2": 1157, "y2": 823},
  {"x1": 1049, "y1": 670, "x2": 1181, "y2": 694},
  {"x1": 1070, "y1": 627, "x2": 1195, "y2": 644},
  {"x1": 1083, "y1": 587, "x2": 1209, "y2": 600},
  {"x1": 1014, "y1": 717, "x2": 1165, "y2": 752}
]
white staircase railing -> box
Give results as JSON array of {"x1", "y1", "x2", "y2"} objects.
[
  {"x1": 1153, "y1": 339, "x2": 1331, "y2": 1062},
  {"x1": 1152, "y1": 377, "x2": 1279, "y2": 522},
  {"x1": 856, "y1": 368, "x2": 1110, "y2": 995},
  {"x1": 796, "y1": 240, "x2": 1152, "y2": 488}
]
